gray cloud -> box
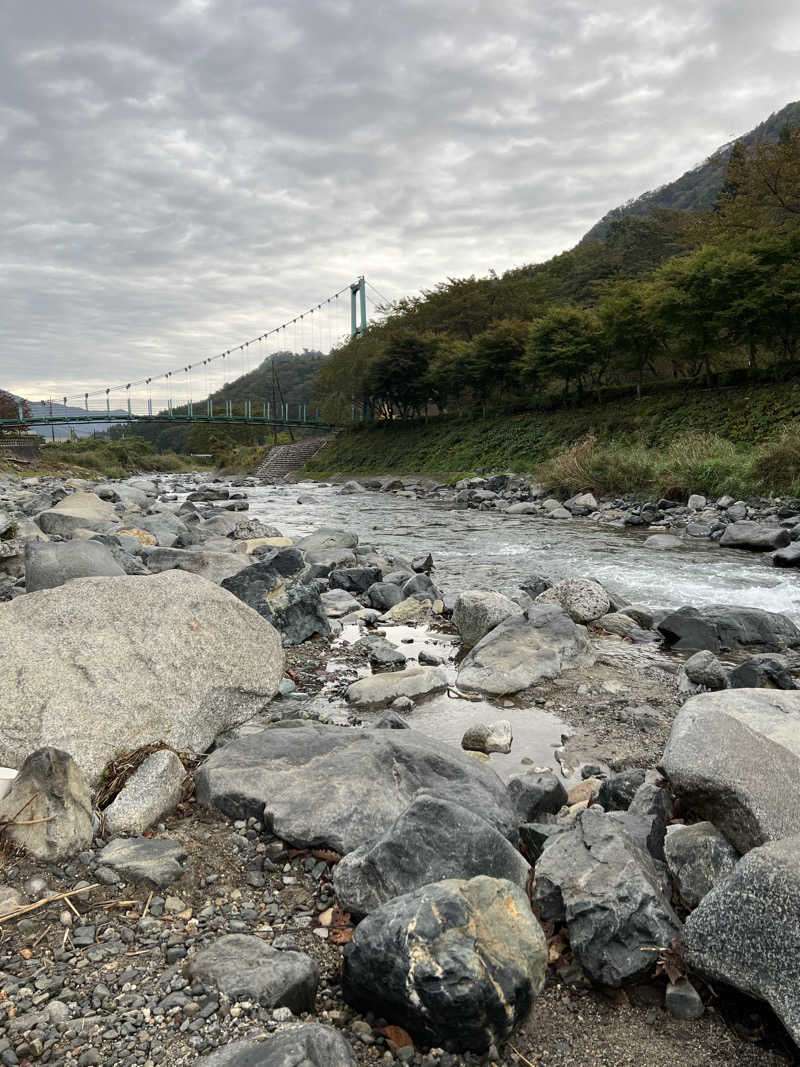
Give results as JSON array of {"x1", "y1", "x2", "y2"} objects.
[{"x1": 1, "y1": 0, "x2": 798, "y2": 401}]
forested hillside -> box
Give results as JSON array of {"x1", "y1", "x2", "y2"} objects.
[
  {"x1": 314, "y1": 119, "x2": 800, "y2": 425},
  {"x1": 583, "y1": 99, "x2": 800, "y2": 242}
]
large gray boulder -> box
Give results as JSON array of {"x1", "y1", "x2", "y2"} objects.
[
  {"x1": 452, "y1": 590, "x2": 521, "y2": 650},
  {"x1": 333, "y1": 796, "x2": 530, "y2": 917},
  {"x1": 134, "y1": 511, "x2": 190, "y2": 547},
  {"x1": 532, "y1": 807, "x2": 681, "y2": 986},
  {"x1": 139, "y1": 546, "x2": 249, "y2": 585},
  {"x1": 658, "y1": 604, "x2": 800, "y2": 653},
  {"x1": 664, "y1": 822, "x2": 739, "y2": 909},
  {"x1": 346, "y1": 666, "x2": 449, "y2": 710},
  {"x1": 535, "y1": 578, "x2": 610, "y2": 623},
  {"x1": 25, "y1": 539, "x2": 124, "y2": 592},
  {"x1": 0, "y1": 748, "x2": 92, "y2": 862},
  {"x1": 196, "y1": 722, "x2": 518, "y2": 854},
  {"x1": 193, "y1": 1025, "x2": 356, "y2": 1066},
  {"x1": 684, "y1": 835, "x2": 800, "y2": 1046},
  {"x1": 102, "y1": 749, "x2": 185, "y2": 836},
  {"x1": 295, "y1": 527, "x2": 358, "y2": 553},
  {"x1": 187, "y1": 935, "x2": 318, "y2": 1013},
  {"x1": 96, "y1": 483, "x2": 150, "y2": 508},
  {"x1": 661, "y1": 689, "x2": 800, "y2": 852},
  {"x1": 719, "y1": 521, "x2": 789, "y2": 552},
  {"x1": 0, "y1": 571, "x2": 284, "y2": 784},
  {"x1": 221, "y1": 559, "x2": 330, "y2": 645},
  {"x1": 342, "y1": 876, "x2": 547, "y2": 1053},
  {"x1": 35, "y1": 491, "x2": 118, "y2": 537},
  {"x1": 456, "y1": 606, "x2": 594, "y2": 696}
]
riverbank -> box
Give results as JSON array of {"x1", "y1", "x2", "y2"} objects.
[
  {"x1": 302, "y1": 380, "x2": 800, "y2": 499},
  {"x1": 2, "y1": 472, "x2": 800, "y2": 1065}
]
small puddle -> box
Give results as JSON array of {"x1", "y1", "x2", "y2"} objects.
[{"x1": 310, "y1": 618, "x2": 574, "y2": 785}]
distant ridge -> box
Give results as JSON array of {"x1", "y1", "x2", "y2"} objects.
[{"x1": 582, "y1": 100, "x2": 800, "y2": 243}]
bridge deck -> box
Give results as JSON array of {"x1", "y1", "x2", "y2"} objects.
[{"x1": 0, "y1": 413, "x2": 332, "y2": 430}]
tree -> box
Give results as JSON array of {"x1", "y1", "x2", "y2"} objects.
[
  {"x1": 0, "y1": 391, "x2": 30, "y2": 433},
  {"x1": 367, "y1": 334, "x2": 437, "y2": 418},
  {"x1": 522, "y1": 307, "x2": 606, "y2": 396},
  {"x1": 596, "y1": 281, "x2": 663, "y2": 394}
]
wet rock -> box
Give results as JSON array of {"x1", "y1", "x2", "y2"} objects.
[
  {"x1": 457, "y1": 606, "x2": 594, "y2": 697},
  {"x1": 773, "y1": 544, "x2": 800, "y2": 568},
  {"x1": 102, "y1": 749, "x2": 185, "y2": 836},
  {"x1": 658, "y1": 604, "x2": 800, "y2": 653},
  {"x1": 328, "y1": 566, "x2": 382, "y2": 594},
  {"x1": 664, "y1": 822, "x2": 739, "y2": 908},
  {"x1": 411, "y1": 552, "x2": 433, "y2": 573},
  {"x1": 682, "y1": 649, "x2": 728, "y2": 690},
  {"x1": 533, "y1": 808, "x2": 681, "y2": 986},
  {"x1": 452, "y1": 590, "x2": 521, "y2": 650},
  {"x1": 187, "y1": 934, "x2": 318, "y2": 1013},
  {"x1": 0, "y1": 748, "x2": 92, "y2": 861},
  {"x1": 535, "y1": 578, "x2": 610, "y2": 623},
  {"x1": 35, "y1": 492, "x2": 118, "y2": 537},
  {"x1": 644, "y1": 534, "x2": 683, "y2": 550},
  {"x1": 222, "y1": 560, "x2": 331, "y2": 645},
  {"x1": 24, "y1": 539, "x2": 125, "y2": 591},
  {"x1": 342, "y1": 876, "x2": 546, "y2": 1053},
  {"x1": 661, "y1": 689, "x2": 800, "y2": 852},
  {"x1": 402, "y1": 572, "x2": 441, "y2": 600},
  {"x1": 727, "y1": 653, "x2": 798, "y2": 690},
  {"x1": 719, "y1": 521, "x2": 789, "y2": 552},
  {"x1": 597, "y1": 768, "x2": 646, "y2": 811},
  {"x1": 364, "y1": 581, "x2": 404, "y2": 612},
  {"x1": 295, "y1": 527, "x2": 358, "y2": 553},
  {"x1": 194, "y1": 1026, "x2": 356, "y2": 1066},
  {"x1": 461, "y1": 719, "x2": 513, "y2": 754},
  {"x1": 518, "y1": 574, "x2": 552, "y2": 598},
  {"x1": 333, "y1": 796, "x2": 529, "y2": 916},
  {"x1": 684, "y1": 834, "x2": 800, "y2": 1045},
  {"x1": 507, "y1": 770, "x2": 567, "y2": 822},
  {"x1": 358, "y1": 635, "x2": 407, "y2": 669},
  {"x1": 0, "y1": 571, "x2": 284, "y2": 784},
  {"x1": 98, "y1": 837, "x2": 187, "y2": 886},
  {"x1": 372, "y1": 710, "x2": 410, "y2": 729},
  {"x1": 346, "y1": 666, "x2": 448, "y2": 710},
  {"x1": 196, "y1": 722, "x2": 517, "y2": 853}
]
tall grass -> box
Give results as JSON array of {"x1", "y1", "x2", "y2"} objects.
[{"x1": 535, "y1": 427, "x2": 800, "y2": 500}]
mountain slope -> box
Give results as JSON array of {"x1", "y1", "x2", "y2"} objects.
[{"x1": 583, "y1": 100, "x2": 800, "y2": 243}]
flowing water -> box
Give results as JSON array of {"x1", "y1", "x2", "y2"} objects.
[
  {"x1": 247, "y1": 482, "x2": 800, "y2": 620},
  {"x1": 242, "y1": 481, "x2": 800, "y2": 780}
]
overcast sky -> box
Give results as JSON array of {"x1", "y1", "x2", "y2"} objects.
[{"x1": 2, "y1": 0, "x2": 798, "y2": 403}]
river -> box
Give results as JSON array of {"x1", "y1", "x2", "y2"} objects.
[{"x1": 245, "y1": 481, "x2": 800, "y2": 621}]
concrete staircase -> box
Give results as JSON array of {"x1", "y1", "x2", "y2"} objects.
[{"x1": 255, "y1": 435, "x2": 333, "y2": 484}]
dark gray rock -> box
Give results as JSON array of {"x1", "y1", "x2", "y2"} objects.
[
  {"x1": 658, "y1": 604, "x2": 800, "y2": 653},
  {"x1": 597, "y1": 768, "x2": 646, "y2": 811},
  {"x1": 628, "y1": 780, "x2": 673, "y2": 861},
  {"x1": 364, "y1": 581, "x2": 404, "y2": 612},
  {"x1": 357, "y1": 635, "x2": 406, "y2": 669},
  {"x1": 342, "y1": 876, "x2": 547, "y2": 1053},
  {"x1": 719, "y1": 521, "x2": 789, "y2": 552},
  {"x1": 506, "y1": 770, "x2": 567, "y2": 822},
  {"x1": 196, "y1": 722, "x2": 518, "y2": 854},
  {"x1": 221, "y1": 560, "x2": 331, "y2": 646},
  {"x1": 665, "y1": 978, "x2": 704, "y2": 1021},
  {"x1": 193, "y1": 1026, "x2": 356, "y2": 1066},
  {"x1": 664, "y1": 822, "x2": 739, "y2": 908},
  {"x1": 411, "y1": 552, "x2": 433, "y2": 573},
  {"x1": 24, "y1": 539, "x2": 124, "y2": 592},
  {"x1": 402, "y1": 572, "x2": 441, "y2": 600},
  {"x1": 187, "y1": 935, "x2": 318, "y2": 1013},
  {"x1": 661, "y1": 689, "x2": 800, "y2": 852},
  {"x1": 773, "y1": 544, "x2": 800, "y2": 568},
  {"x1": 518, "y1": 821, "x2": 569, "y2": 860},
  {"x1": 372, "y1": 710, "x2": 409, "y2": 729},
  {"x1": 532, "y1": 807, "x2": 681, "y2": 986},
  {"x1": 333, "y1": 795, "x2": 529, "y2": 916},
  {"x1": 684, "y1": 835, "x2": 800, "y2": 1045},
  {"x1": 98, "y1": 837, "x2": 187, "y2": 886},
  {"x1": 727, "y1": 654, "x2": 798, "y2": 690},
  {"x1": 519, "y1": 574, "x2": 552, "y2": 598},
  {"x1": 326, "y1": 566, "x2": 381, "y2": 595}
]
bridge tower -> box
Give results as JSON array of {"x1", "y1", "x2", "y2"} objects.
[{"x1": 350, "y1": 277, "x2": 367, "y2": 337}]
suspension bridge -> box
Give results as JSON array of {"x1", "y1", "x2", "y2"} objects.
[{"x1": 2, "y1": 277, "x2": 385, "y2": 435}]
